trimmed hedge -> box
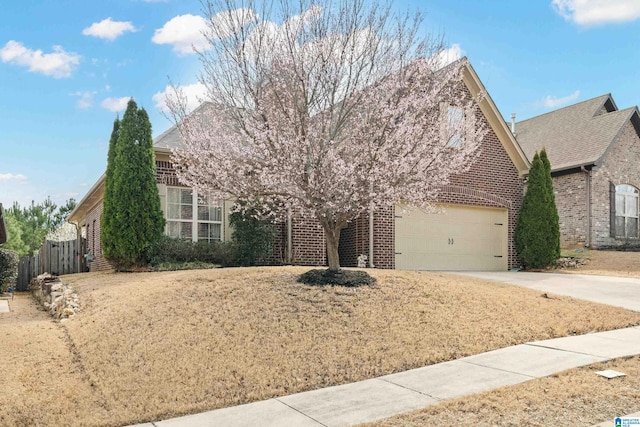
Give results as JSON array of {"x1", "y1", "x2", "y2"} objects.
[{"x1": 147, "y1": 236, "x2": 238, "y2": 267}]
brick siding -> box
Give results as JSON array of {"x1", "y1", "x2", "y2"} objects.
[
  {"x1": 87, "y1": 106, "x2": 525, "y2": 271},
  {"x1": 591, "y1": 120, "x2": 640, "y2": 247},
  {"x1": 551, "y1": 172, "x2": 589, "y2": 248},
  {"x1": 551, "y1": 120, "x2": 640, "y2": 248},
  {"x1": 156, "y1": 160, "x2": 183, "y2": 186},
  {"x1": 291, "y1": 216, "x2": 326, "y2": 266},
  {"x1": 339, "y1": 92, "x2": 524, "y2": 270}
]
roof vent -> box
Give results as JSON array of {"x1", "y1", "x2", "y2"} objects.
[{"x1": 510, "y1": 113, "x2": 517, "y2": 137}]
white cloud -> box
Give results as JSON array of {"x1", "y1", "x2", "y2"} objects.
[
  {"x1": 82, "y1": 18, "x2": 137, "y2": 41},
  {"x1": 153, "y1": 82, "x2": 207, "y2": 113},
  {"x1": 433, "y1": 44, "x2": 464, "y2": 69},
  {"x1": 0, "y1": 40, "x2": 80, "y2": 78},
  {"x1": 0, "y1": 173, "x2": 28, "y2": 183},
  {"x1": 543, "y1": 90, "x2": 580, "y2": 108},
  {"x1": 152, "y1": 14, "x2": 209, "y2": 54},
  {"x1": 152, "y1": 9, "x2": 257, "y2": 55},
  {"x1": 101, "y1": 96, "x2": 131, "y2": 112},
  {"x1": 73, "y1": 91, "x2": 97, "y2": 109},
  {"x1": 552, "y1": 0, "x2": 640, "y2": 26}
]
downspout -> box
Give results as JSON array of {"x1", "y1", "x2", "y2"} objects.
[
  {"x1": 368, "y1": 207, "x2": 375, "y2": 268},
  {"x1": 581, "y1": 166, "x2": 591, "y2": 247},
  {"x1": 286, "y1": 208, "x2": 292, "y2": 264}
]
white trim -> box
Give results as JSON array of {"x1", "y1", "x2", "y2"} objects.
[{"x1": 165, "y1": 186, "x2": 224, "y2": 242}]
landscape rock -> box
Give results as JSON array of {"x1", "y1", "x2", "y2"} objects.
[
  {"x1": 30, "y1": 272, "x2": 80, "y2": 320},
  {"x1": 555, "y1": 256, "x2": 589, "y2": 269}
]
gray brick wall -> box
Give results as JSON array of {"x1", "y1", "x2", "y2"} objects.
[
  {"x1": 591, "y1": 120, "x2": 640, "y2": 247},
  {"x1": 552, "y1": 172, "x2": 589, "y2": 248}
]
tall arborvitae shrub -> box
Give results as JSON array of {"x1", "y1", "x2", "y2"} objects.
[
  {"x1": 515, "y1": 150, "x2": 561, "y2": 269},
  {"x1": 540, "y1": 148, "x2": 561, "y2": 258},
  {"x1": 103, "y1": 99, "x2": 165, "y2": 269},
  {"x1": 101, "y1": 118, "x2": 120, "y2": 260}
]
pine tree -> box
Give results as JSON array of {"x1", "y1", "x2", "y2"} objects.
[
  {"x1": 101, "y1": 117, "x2": 120, "y2": 259},
  {"x1": 103, "y1": 99, "x2": 165, "y2": 269},
  {"x1": 515, "y1": 150, "x2": 561, "y2": 269}
]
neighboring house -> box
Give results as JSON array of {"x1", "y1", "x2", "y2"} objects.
[
  {"x1": 0, "y1": 203, "x2": 7, "y2": 245},
  {"x1": 69, "y1": 59, "x2": 529, "y2": 272},
  {"x1": 516, "y1": 94, "x2": 640, "y2": 249}
]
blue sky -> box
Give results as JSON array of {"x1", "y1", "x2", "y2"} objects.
[{"x1": 1, "y1": 0, "x2": 640, "y2": 209}]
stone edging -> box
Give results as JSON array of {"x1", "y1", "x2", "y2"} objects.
[{"x1": 30, "y1": 273, "x2": 80, "y2": 320}]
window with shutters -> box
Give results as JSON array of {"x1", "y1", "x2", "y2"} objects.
[{"x1": 614, "y1": 184, "x2": 639, "y2": 238}]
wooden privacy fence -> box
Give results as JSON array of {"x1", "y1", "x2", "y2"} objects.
[{"x1": 16, "y1": 239, "x2": 85, "y2": 291}]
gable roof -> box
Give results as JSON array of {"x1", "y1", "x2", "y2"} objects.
[
  {"x1": 460, "y1": 59, "x2": 529, "y2": 175},
  {"x1": 154, "y1": 102, "x2": 213, "y2": 153},
  {"x1": 70, "y1": 59, "x2": 529, "y2": 223},
  {"x1": 152, "y1": 60, "x2": 531, "y2": 176},
  {"x1": 0, "y1": 203, "x2": 6, "y2": 245},
  {"x1": 515, "y1": 94, "x2": 640, "y2": 172}
]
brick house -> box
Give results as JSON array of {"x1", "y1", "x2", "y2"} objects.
[
  {"x1": 69, "y1": 59, "x2": 529, "y2": 271},
  {"x1": 515, "y1": 94, "x2": 640, "y2": 249}
]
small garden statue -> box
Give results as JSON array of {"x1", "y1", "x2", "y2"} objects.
[{"x1": 357, "y1": 254, "x2": 368, "y2": 268}]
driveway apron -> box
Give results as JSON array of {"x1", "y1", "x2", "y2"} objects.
[{"x1": 453, "y1": 272, "x2": 640, "y2": 312}]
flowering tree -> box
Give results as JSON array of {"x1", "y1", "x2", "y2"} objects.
[{"x1": 169, "y1": 0, "x2": 486, "y2": 271}]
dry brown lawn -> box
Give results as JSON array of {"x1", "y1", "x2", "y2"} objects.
[
  {"x1": 0, "y1": 294, "x2": 111, "y2": 427},
  {"x1": 364, "y1": 356, "x2": 640, "y2": 427},
  {"x1": 561, "y1": 249, "x2": 640, "y2": 278},
  {"x1": 3, "y1": 267, "x2": 640, "y2": 426}
]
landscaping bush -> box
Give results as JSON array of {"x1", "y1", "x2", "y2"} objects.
[
  {"x1": 147, "y1": 235, "x2": 195, "y2": 265},
  {"x1": 209, "y1": 241, "x2": 239, "y2": 267},
  {"x1": 0, "y1": 248, "x2": 19, "y2": 293},
  {"x1": 298, "y1": 269, "x2": 376, "y2": 287},
  {"x1": 102, "y1": 100, "x2": 165, "y2": 269},
  {"x1": 147, "y1": 236, "x2": 239, "y2": 268},
  {"x1": 515, "y1": 149, "x2": 561, "y2": 269},
  {"x1": 229, "y1": 201, "x2": 277, "y2": 266}
]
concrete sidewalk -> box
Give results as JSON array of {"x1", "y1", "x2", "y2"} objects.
[{"x1": 134, "y1": 325, "x2": 640, "y2": 427}]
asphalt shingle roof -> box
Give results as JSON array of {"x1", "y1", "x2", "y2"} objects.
[
  {"x1": 515, "y1": 94, "x2": 634, "y2": 171},
  {"x1": 153, "y1": 102, "x2": 216, "y2": 150},
  {"x1": 153, "y1": 124, "x2": 183, "y2": 150}
]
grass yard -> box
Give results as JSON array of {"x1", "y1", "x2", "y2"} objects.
[
  {"x1": 363, "y1": 356, "x2": 640, "y2": 426},
  {"x1": 362, "y1": 250, "x2": 640, "y2": 427},
  {"x1": 2, "y1": 266, "x2": 640, "y2": 426},
  {"x1": 561, "y1": 249, "x2": 640, "y2": 278}
]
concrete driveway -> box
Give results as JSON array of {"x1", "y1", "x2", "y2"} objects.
[{"x1": 453, "y1": 271, "x2": 640, "y2": 312}]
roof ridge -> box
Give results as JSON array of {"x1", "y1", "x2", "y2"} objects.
[{"x1": 516, "y1": 93, "x2": 611, "y2": 125}]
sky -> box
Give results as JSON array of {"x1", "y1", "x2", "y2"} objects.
[{"x1": 1, "y1": 0, "x2": 640, "y2": 209}]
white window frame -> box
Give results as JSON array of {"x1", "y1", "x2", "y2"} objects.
[
  {"x1": 615, "y1": 184, "x2": 639, "y2": 238},
  {"x1": 165, "y1": 187, "x2": 224, "y2": 243}
]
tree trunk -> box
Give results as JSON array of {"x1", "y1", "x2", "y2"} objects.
[{"x1": 323, "y1": 223, "x2": 342, "y2": 271}]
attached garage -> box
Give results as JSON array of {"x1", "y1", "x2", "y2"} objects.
[{"x1": 395, "y1": 204, "x2": 508, "y2": 271}]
